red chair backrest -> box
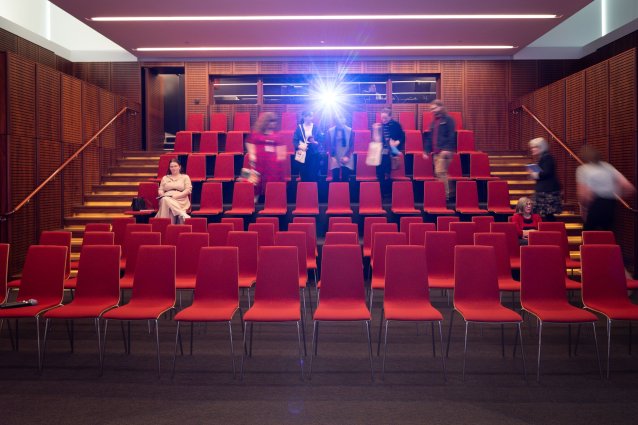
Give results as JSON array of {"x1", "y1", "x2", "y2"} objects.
[
  {"x1": 212, "y1": 154, "x2": 235, "y2": 180},
  {"x1": 327, "y1": 182, "x2": 351, "y2": 208},
  {"x1": 520, "y1": 245, "x2": 567, "y2": 305},
  {"x1": 471, "y1": 215, "x2": 495, "y2": 233},
  {"x1": 404, "y1": 131, "x2": 423, "y2": 153},
  {"x1": 136, "y1": 182, "x2": 160, "y2": 211},
  {"x1": 194, "y1": 247, "x2": 239, "y2": 305},
  {"x1": 487, "y1": 180, "x2": 512, "y2": 211},
  {"x1": 328, "y1": 216, "x2": 352, "y2": 231},
  {"x1": 186, "y1": 113, "x2": 204, "y2": 132},
  {"x1": 275, "y1": 231, "x2": 307, "y2": 280},
  {"x1": 111, "y1": 217, "x2": 135, "y2": 247},
  {"x1": 122, "y1": 232, "x2": 161, "y2": 277},
  {"x1": 221, "y1": 217, "x2": 244, "y2": 231},
  {"x1": 474, "y1": 232, "x2": 513, "y2": 279},
  {"x1": 390, "y1": 154, "x2": 408, "y2": 180},
  {"x1": 74, "y1": 245, "x2": 121, "y2": 304},
  {"x1": 84, "y1": 223, "x2": 111, "y2": 232},
  {"x1": 363, "y1": 217, "x2": 388, "y2": 253},
  {"x1": 370, "y1": 223, "x2": 398, "y2": 257},
  {"x1": 359, "y1": 182, "x2": 383, "y2": 210},
  {"x1": 332, "y1": 223, "x2": 358, "y2": 235},
  {"x1": 408, "y1": 223, "x2": 436, "y2": 245},
  {"x1": 537, "y1": 222, "x2": 570, "y2": 259},
  {"x1": 176, "y1": 232, "x2": 209, "y2": 276},
  {"x1": 581, "y1": 231, "x2": 616, "y2": 245},
  {"x1": 287, "y1": 222, "x2": 316, "y2": 260},
  {"x1": 281, "y1": 112, "x2": 297, "y2": 131},
  {"x1": 324, "y1": 232, "x2": 359, "y2": 245},
  {"x1": 233, "y1": 112, "x2": 251, "y2": 132},
  {"x1": 449, "y1": 222, "x2": 477, "y2": 246},
  {"x1": 447, "y1": 153, "x2": 464, "y2": 178},
  {"x1": 82, "y1": 232, "x2": 115, "y2": 246},
  {"x1": 490, "y1": 222, "x2": 520, "y2": 259},
  {"x1": 262, "y1": 182, "x2": 287, "y2": 211},
  {"x1": 254, "y1": 246, "x2": 300, "y2": 303},
  {"x1": 207, "y1": 223, "x2": 234, "y2": 246},
  {"x1": 355, "y1": 153, "x2": 377, "y2": 180},
  {"x1": 436, "y1": 216, "x2": 459, "y2": 231},
  {"x1": 164, "y1": 224, "x2": 192, "y2": 246},
  {"x1": 174, "y1": 132, "x2": 193, "y2": 153},
  {"x1": 455, "y1": 181, "x2": 480, "y2": 209},
  {"x1": 18, "y1": 245, "x2": 67, "y2": 305},
  {"x1": 186, "y1": 154, "x2": 207, "y2": 181},
  {"x1": 149, "y1": 217, "x2": 171, "y2": 240},
  {"x1": 247, "y1": 223, "x2": 276, "y2": 247},
  {"x1": 231, "y1": 182, "x2": 256, "y2": 211},
  {"x1": 184, "y1": 218, "x2": 207, "y2": 233},
  {"x1": 400, "y1": 216, "x2": 423, "y2": 235},
  {"x1": 131, "y1": 246, "x2": 176, "y2": 304},
  {"x1": 398, "y1": 112, "x2": 416, "y2": 130},
  {"x1": 385, "y1": 245, "x2": 430, "y2": 302},
  {"x1": 422, "y1": 111, "x2": 434, "y2": 131},
  {"x1": 424, "y1": 231, "x2": 457, "y2": 278},
  {"x1": 155, "y1": 154, "x2": 174, "y2": 180},
  {"x1": 456, "y1": 130, "x2": 475, "y2": 152},
  {"x1": 209, "y1": 113, "x2": 228, "y2": 133},
  {"x1": 371, "y1": 232, "x2": 407, "y2": 279},
  {"x1": 226, "y1": 231, "x2": 258, "y2": 281},
  {"x1": 391, "y1": 181, "x2": 416, "y2": 210},
  {"x1": 423, "y1": 181, "x2": 449, "y2": 210},
  {"x1": 469, "y1": 152, "x2": 492, "y2": 178},
  {"x1": 199, "y1": 182, "x2": 223, "y2": 212},
  {"x1": 353, "y1": 131, "x2": 371, "y2": 154},
  {"x1": 39, "y1": 231, "x2": 72, "y2": 279},
  {"x1": 295, "y1": 182, "x2": 319, "y2": 211},
  {"x1": 352, "y1": 111, "x2": 368, "y2": 131},
  {"x1": 413, "y1": 154, "x2": 434, "y2": 180},
  {"x1": 449, "y1": 111, "x2": 463, "y2": 130},
  {"x1": 581, "y1": 244, "x2": 628, "y2": 303},
  {"x1": 454, "y1": 245, "x2": 500, "y2": 303},
  {"x1": 256, "y1": 217, "x2": 279, "y2": 230},
  {"x1": 320, "y1": 245, "x2": 366, "y2": 302},
  {"x1": 200, "y1": 132, "x2": 219, "y2": 154}
]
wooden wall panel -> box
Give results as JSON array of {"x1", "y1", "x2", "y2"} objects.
[
  {"x1": 440, "y1": 61, "x2": 463, "y2": 114},
  {"x1": 62, "y1": 144, "x2": 82, "y2": 218},
  {"x1": 36, "y1": 65, "x2": 61, "y2": 141},
  {"x1": 37, "y1": 47, "x2": 56, "y2": 69},
  {"x1": 565, "y1": 72, "x2": 586, "y2": 145},
  {"x1": 56, "y1": 57, "x2": 73, "y2": 76},
  {"x1": 88, "y1": 63, "x2": 111, "y2": 91},
  {"x1": 99, "y1": 90, "x2": 116, "y2": 150},
  {"x1": 146, "y1": 70, "x2": 165, "y2": 151},
  {"x1": 391, "y1": 61, "x2": 417, "y2": 74},
  {"x1": 110, "y1": 62, "x2": 141, "y2": 103},
  {"x1": 37, "y1": 140, "x2": 62, "y2": 232},
  {"x1": 233, "y1": 62, "x2": 259, "y2": 75},
  {"x1": 585, "y1": 61, "x2": 610, "y2": 146},
  {"x1": 73, "y1": 63, "x2": 89, "y2": 82},
  {"x1": 259, "y1": 61, "x2": 286, "y2": 74},
  {"x1": 417, "y1": 61, "x2": 440, "y2": 73},
  {"x1": 61, "y1": 74, "x2": 83, "y2": 144},
  {"x1": 609, "y1": 49, "x2": 637, "y2": 137},
  {"x1": 82, "y1": 83, "x2": 100, "y2": 143},
  {"x1": 337, "y1": 61, "x2": 363, "y2": 74},
  {"x1": 185, "y1": 62, "x2": 209, "y2": 128},
  {"x1": 8, "y1": 55, "x2": 37, "y2": 138},
  {"x1": 363, "y1": 61, "x2": 390, "y2": 74},
  {"x1": 209, "y1": 62, "x2": 233, "y2": 74},
  {"x1": 310, "y1": 61, "x2": 337, "y2": 76},
  {"x1": 16, "y1": 37, "x2": 39, "y2": 62},
  {"x1": 82, "y1": 144, "x2": 100, "y2": 195},
  {"x1": 0, "y1": 27, "x2": 18, "y2": 53},
  {"x1": 509, "y1": 61, "x2": 538, "y2": 100}
]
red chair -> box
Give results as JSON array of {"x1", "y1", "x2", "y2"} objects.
[
  {"x1": 424, "y1": 231, "x2": 457, "y2": 291},
  {"x1": 172, "y1": 246, "x2": 240, "y2": 376},
  {"x1": 68, "y1": 232, "x2": 115, "y2": 281},
  {"x1": 400, "y1": 216, "x2": 423, "y2": 236},
  {"x1": 352, "y1": 111, "x2": 368, "y2": 131},
  {"x1": 275, "y1": 231, "x2": 311, "y2": 315},
  {"x1": 241, "y1": 246, "x2": 305, "y2": 379},
  {"x1": 292, "y1": 216, "x2": 315, "y2": 225},
  {"x1": 186, "y1": 154, "x2": 208, "y2": 183},
  {"x1": 324, "y1": 232, "x2": 359, "y2": 245},
  {"x1": 447, "y1": 246, "x2": 526, "y2": 380},
  {"x1": 207, "y1": 223, "x2": 234, "y2": 246},
  {"x1": 210, "y1": 153, "x2": 236, "y2": 182},
  {"x1": 102, "y1": 246, "x2": 176, "y2": 376},
  {"x1": 310, "y1": 245, "x2": 373, "y2": 380},
  {"x1": 423, "y1": 181, "x2": 455, "y2": 215},
  {"x1": 381, "y1": 245, "x2": 445, "y2": 379},
  {"x1": 209, "y1": 112, "x2": 228, "y2": 133},
  {"x1": 471, "y1": 215, "x2": 495, "y2": 233},
  {"x1": 225, "y1": 182, "x2": 256, "y2": 216},
  {"x1": 175, "y1": 232, "x2": 209, "y2": 291},
  {"x1": 226, "y1": 231, "x2": 259, "y2": 302},
  {"x1": 422, "y1": 110, "x2": 434, "y2": 133},
  {"x1": 124, "y1": 182, "x2": 160, "y2": 216},
  {"x1": 447, "y1": 153, "x2": 469, "y2": 182},
  {"x1": 287, "y1": 222, "x2": 318, "y2": 281},
  {"x1": 538, "y1": 222, "x2": 580, "y2": 271},
  {"x1": 412, "y1": 154, "x2": 436, "y2": 181},
  {"x1": 355, "y1": 153, "x2": 378, "y2": 181},
  {"x1": 0, "y1": 245, "x2": 67, "y2": 371},
  {"x1": 449, "y1": 222, "x2": 477, "y2": 246},
  {"x1": 487, "y1": 180, "x2": 514, "y2": 214},
  {"x1": 358, "y1": 182, "x2": 386, "y2": 216},
  {"x1": 151, "y1": 154, "x2": 174, "y2": 182},
  {"x1": 224, "y1": 132, "x2": 245, "y2": 154},
  {"x1": 42, "y1": 245, "x2": 121, "y2": 372},
  {"x1": 292, "y1": 182, "x2": 319, "y2": 216},
  {"x1": 232, "y1": 112, "x2": 251, "y2": 132},
  {"x1": 164, "y1": 224, "x2": 192, "y2": 246},
  {"x1": 456, "y1": 130, "x2": 477, "y2": 153},
  {"x1": 362, "y1": 218, "x2": 390, "y2": 260},
  {"x1": 436, "y1": 215, "x2": 460, "y2": 231},
  {"x1": 404, "y1": 131, "x2": 423, "y2": 154},
  {"x1": 325, "y1": 182, "x2": 353, "y2": 215},
  {"x1": 353, "y1": 131, "x2": 371, "y2": 154},
  {"x1": 281, "y1": 112, "x2": 297, "y2": 131},
  {"x1": 520, "y1": 245, "x2": 602, "y2": 381},
  {"x1": 408, "y1": 222, "x2": 436, "y2": 245},
  {"x1": 149, "y1": 217, "x2": 171, "y2": 241},
  {"x1": 124, "y1": 224, "x2": 154, "y2": 260},
  {"x1": 455, "y1": 181, "x2": 488, "y2": 215},
  {"x1": 398, "y1": 112, "x2": 416, "y2": 130},
  {"x1": 111, "y1": 217, "x2": 134, "y2": 247},
  {"x1": 173, "y1": 132, "x2": 193, "y2": 154},
  {"x1": 119, "y1": 232, "x2": 162, "y2": 290},
  {"x1": 186, "y1": 113, "x2": 204, "y2": 132},
  {"x1": 581, "y1": 244, "x2": 638, "y2": 377},
  {"x1": 184, "y1": 218, "x2": 207, "y2": 233},
  {"x1": 247, "y1": 223, "x2": 275, "y2": 247},
  {"x1": 0, "y1": 244, "x2": 8, "y2": 303},
  {"x1": 449, "y1": 111, "x2": 463, "y2": 130},
  {"x1": 367, "y1": 223, "x2": 397, "y2": 261},
  {"x1": 490, "y1": 222, "x2": 521, "y2": 270},
  {"x1": 390, "y1": 155, "x2": 410, "y2": 181},
  {"x1": 391, "y1": 181, "x2": 420, "y2": 215},
  {"x1": 474, "y1": 233, "x2": 521, "y2": 293},
  {"x1": 332, "y1": 223, "x2": 358, "y2": 236},
  {"x1": 198, "y1": 132, "x2": 219, "y2": 156},
  {"x1": 41, "y1": 231, "x2": 72, "y2": 280},
  {"x1": 469, "y1": 153, "x2": 498, "y2": 181},
  {"x1": 256, "y1": 216, "x2": 279, "y2": 231},
  {"x1": 370, "y1": 232, "x2": 407, "y2": 306},
  {"x1": 192, "y1": 182, "x2": 223, "y2": 216},
  {"x1": 528, "y1": 231, "x2": 581, "y2": 290},
  {"x1": 581, "y1": 231, "x2": 616, "y2": 245},
  {"x1": 84, "y1": 223, "x2": 111, "y2": 232},
  {"x1": 221, "y1": 217, "x2": 244, "y2": 231},
  {"x1": 258, "y1": 182, "x2": 288, "y2": 216},
  {"x1": 328, "y1": 216, "x2": 352, "y2": 231}
]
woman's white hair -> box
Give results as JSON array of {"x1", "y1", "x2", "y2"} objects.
[{"x1": 529, "y1": 137, "x2": 548, "y2": 153}]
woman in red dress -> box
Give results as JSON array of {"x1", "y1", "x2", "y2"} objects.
[{"x1": 245, "y1": 112, "x2": 287, "y2": 199}]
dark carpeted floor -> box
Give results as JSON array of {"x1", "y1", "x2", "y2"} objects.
[{"x1": 1, "y1": 291, "x2": 637, "y2": 425}]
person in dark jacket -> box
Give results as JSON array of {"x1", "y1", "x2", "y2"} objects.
[
  {"x1": 424, "y1": 99, "x2": 457, "y2": 200},
  {"x1": 325, "y1": 114, "x2": 354, "y2": 182},
  {"x1": 528, "y1": 137, "x2": 562, "y2": 221},
  {"x1": 378, "y1": 108, "x2": 405, "y2": 200},
  {"x1": 293, "y1": 110, "x2": 322, "y2": 182}
]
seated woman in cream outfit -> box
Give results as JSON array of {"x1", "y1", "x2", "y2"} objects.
[{"x1": 156, "y1": 158, "x2": 192, "y2": 223}]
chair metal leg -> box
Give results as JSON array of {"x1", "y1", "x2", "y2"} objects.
[
  {"x1": 366, "y1": 320, "x2": 374, "y2": 382},
  {"x1": 119, "y1": 321, "x2": 127, "y2": 354},
  {"x1": 306, "y1": 285, "x2": 314, "y2": 316},
  {"x1": 431, "y1": 322, "x2": 436, "y2": 357},
  {"x1": 172, "y1": 321, "x2": 181, "y2": 379},
  {"x1": 368, "y1": 289, "x2": 374, "y2": 311},
  {"x1": 189, "y1": 322, "x2": 194, "y2": 355},
  {"x1": 15, "y1": 319, "x2": 19, "y2": 352},
  {"x1": 445, "y1": 309, "x2": 456, "y2": 358},
  {"x1": 101, "y1": 320, "x2": 109, "y2": 376},
  {"x1": 437, "y1": 321, "x2": 447, "y2": 382},
  {"x1": 41, "y1": 318, "x2": 51, "y2": 372},
  {"x1": 65, "y1": 320, "x2": 74, "y2": 353},
  {"x1": 462, "y1": 321, "x2": 469, "y2": 381},
  {"x1": 36, "y1": 316, "x2": 42, "y2": 372},
  {"x1": 240, "y1": 321, "x2": 248, "y2": 380},
  {"x1": 536, "y1": 322, "x2": 543, "y2": 382},
  {"x1": 249, "y1": 322, "x2": 254, "y2": 357},
  {"x1": 300, "y1": 309, "x2": 307, "y2": 357},
  {"x1": 95, "y1": 318, "x2": 102, "y2": 373},
  {"x1": 501, "y1": 324, "x2": 505, "y2": 358},
  {"x1": 517, "y1": 323, "x2": 527, "y2": 381},
  {"x1": 606, "y1": 319, "x2": 612, "y2": 379},
  {"x1": 377, "y1": 308, "x2": 385, "y2": 356},
  {"x1": 154, "y1": 319, "x2": 161, "y2": 378},
  {"x1": 228, "y1": 321, "x2": 236, "y2": 379},
  {"x1": 592, "y1": 322, "x2": 602, "y2": 380},
  {"x1": 309, "y1": 321, "x2": 318, "y2": 379},
  {"x1": 296, "y1": 321, "x2": 304, "y2": 381},
  {"x1": 381, "y1": 320, "x2": 389, "y2": 380}
]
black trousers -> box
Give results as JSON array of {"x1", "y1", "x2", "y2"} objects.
[
  {"x1": 584, "y1": 196, "x2": 616, "y2": 231},
  {"x1": 299, "y1": 153, "x2": 320, "y2": 182},
  {"x1": 331, "y1": 167, "x2": 352, "y2": 182},
  {"x1": 376, "y1": 154, "x2": 392, "y2": 199}
]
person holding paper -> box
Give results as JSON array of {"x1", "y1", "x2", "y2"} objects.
[
  {"x1": 156, "y1": 158, "x2": 192, "y2": 223},
  {"x1": 246, "y1": 112, "x2": 287, "y2": 199},
  {"x1": 528, "y1": 137, "x2": 562, "y2": 221},
  {"x1": 293, "y1": 110, "x2": 322, "y2": 182}
]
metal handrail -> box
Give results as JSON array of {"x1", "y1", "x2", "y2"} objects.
[
  {"x1": 517, "y1": 105, "x2": 637, "y2": 213},
  {"x1": 1, "y1": 106, "x2": 133, "y2": 220}
]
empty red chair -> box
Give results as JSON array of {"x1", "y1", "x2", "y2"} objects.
[
  {"x1": 324, "y1": 232, "x2": 359, "y2": 245},
  {"x1": 487, "y1": 180, "x2": 514, "y2": 214},
  {"x1": 520, "y1": 245, "x2": 602, "y2": 381},
  {"x1": 408, "y1": 222, "x2": 436, "y2": 245},
  {"x1": 325, "y1": 182, "x2": 353, "y2": 215},
  {"x1": 40, "y1": 231, "x2": 72, "y2": 280},
  {"x1": 111, "y1": 217, "x2": 135, "y2": 247},
  {"x1": 149, "y1": 217, "x2": 171, "y2": 241},
  {"x1": 0, "y1": 245, "x2": 67, "y2": 370},
  {"x1": 456, "y1": 130, "x2": 476, "y2": 153},
  {"x1": 474, "y1": 232, "x2": 521, "y2": 293},
  {"x1": 247, "y1": 223, "x2": 275, "y2": 247},
  {"x1": 209, "y1": 112, "x2": 228, "y2": 133},
  {"x1": 448, "y1": 246, "x2": 526, "y2": 379},
  {"x1": 412, "y1": 154, "x2": 436, "y2": 181},
  {"x1": 490, "y1": 222, "x2": 521, "y2": 270},
  {"x1": 210, "y1": 154, "x2": 236, "y2": 182},
  {"x1": 224, "y1": 182, "x2": 256, "y2": 216},
  {"x1": 226, "y1": 231, "x2": 259, "y2": 296},
  {"x1": 184, "y1": 217, "x2": 207, "y2": 233},
  {"x1": 400, "y1": 216, "x2": 423, "y2": 236},
  {"x1": 332, "y1": 223, "x2": 358, "y2": 235},
  {"x1": 581, "y1": 231, "x2": 616, "y2": 245},
  {"x1": 256, "y1": 216, "x2": 279, "y2": 231},
  {"x1": 390, "y1": 154, "x2": 410, "y2": 181},
  {"x1": 362, "y1": 217, "x2": 389, "y2": 259},
  {"x1": 355, "y1": 153, "x2": 378, "y2": 181},
  {"x1": 581, "y1": 244, "x2": 638, "y2": 377},
  {"x1": 310, "y1": 245, "x2": 373, "y2": 380},
  {"x1": 381, "y1": 245, "x2": 445, "y2": 379},
  {"x1": 358, "y1": 182, "x2": 386, "y2": 216},
  {"x1": 398, "y1": 112, "x2": 416, "y2": 130},
  {"x1": 241, "y1": 246, "x2": 304, "y2": 379},
  {"x1": 437, "y1": 215, "x2": 460, "y2": 231},
  {"x1": 292, "y1": 182, "x2": 319, "y2": 216},
  {"x1": 471, "y1": 215, "x2": 494, "y2": 233},
  {"x1": 528, "y1": 231, "x2": 581, "y2": 290},
  {"x1": 469, "y1": 153, "x2": 498, "y2": 181},
  {"x1": 287, "y1": 222, "x2": 318, "y2": 282},
  {"x1": 232, "y1": 112, "x2": 251, "y2": 132},
  {"x1": 102, "y1": 246, "x2": 176, "y2": 376},
  {"x1": 124, "y1": 182, "x2": 159, "y2": 216},
  {"x1": 198, "y1": 131, "x2": 219, "y2": 156},
  {"x1": 424, "y1": 231, "x2": 457, "y2": 290},
  {"x1": 258, "y1": 182, "x2": 288, "y2": 216},
  {"x1": 192, "y1": 182, "x2": 223, "y2": 216},
  {"x1": 449, "y1": 111, "x2": 463, "y2": 130},
  {"x1": 186, "y1": 113, "x2": 204, "y2": 132},
  {"x1": 447, "y1": 153, "x2": 469, "y2": 182},
  {"x1": 368, "y1": 222, "x2": 397, "y2": 261},
  {"x1": 221, "y1": 217, "x2": 244, "y2": 231},
  {"x1": 207, "y1": 223, "x2": 234, "y2": 246},
  {"x1": 119, "y1": 231, "x2": 162, "y2": 290},
  {"x1": 353, "y1": 131, "x2": 371, "y2": 154},
  {"x1": 186, "y1": 154, "x2": 208, "y2": 183},
  {"x1": 68, "y1": 232, "x2": 115, "y2": 279},
  {"x1": 404, "y1": 131, "x2": 423, "y2": 154},
  {"x1": 175, "y1": 232, "x2": 209, "y2": 291},
  {"x1": 151, "y1": 154, "x2": 174, "y2": 182},
  {"x1": 370, "y1": 232, "x2": 407, "y2": 306},
  {"x1": 328, "y1": 216, "x2": 352, "y2": 231},
  {"x1": 391, "y1": 181, "x2": 420, "y2": 215},
  {"x1": 84, "y1": 223, "x2": 111, "y2": 232},
  {"x1": 0, "y1": 244, "x2": 8, "y2": 303},
  {"x1": 224, "y1": 133, "x2": 245, "y2": 154},
  {"x1": 173, "y1": 132, "x2": 193, "y2": 154},
  {"x1": 164, "y1": 224, "x2": 192, "y2": 246},
  {"x1": 352, "y1": 111, "x2": 368, "y2": 131},
  {"x1": 275, "y1": 231, "x2": 311, "y2": 314},
  {"x1": 422, "y1": 111, "x2": 434, "y2": 133},
  {"x1": 423, "y1": 181, "x2": 455, "y2": 215},
  {"x1": 449, "y1": 222, "x2": 477, "y2": 246},
  {"x1": 281, "y1": 112, "x2": 297, "y2": 131},
  {"x1": 172, "y1": 246, "x2": 239, "y2": 375},
  {"x1": 455, "y1": 181, "x2": 488, "y2": 214},
  {"x1": 538, "y1": 222, "x2": 580, "y2": 270},
  {"x1": 42, "y1": 245, "x2": 121, "y2": 371}
]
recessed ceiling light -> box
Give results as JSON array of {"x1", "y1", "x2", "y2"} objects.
[
  {"x1": 135, "y1": 45, "x2": 516, "y2": 52},
  {"x1": 92, "y1": 14, "x2": 557, "y2": 22}
]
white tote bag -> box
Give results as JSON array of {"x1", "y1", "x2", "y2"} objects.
[{"x1": 365, "y1": 141, "x2": 382, "y2": 166}]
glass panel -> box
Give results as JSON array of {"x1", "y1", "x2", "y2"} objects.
[
  {"x1": 211, "y1": 77, "x2": 258, "y2": 104},
  {"x1": 391, "y1": 76, "x2": 437, "y2": 104}
]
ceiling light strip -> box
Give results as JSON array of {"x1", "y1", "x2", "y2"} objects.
[
  {"x1": 136, "y1": 45, "x2": 515, "y2": 52},
  {"x1": 92, "y1": 14, "x2": 557, "y2": 22}
]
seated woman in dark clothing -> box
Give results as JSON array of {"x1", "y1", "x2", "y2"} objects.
[{"x1": 511, "y1": 196, "x2": 542, "y2": 245}]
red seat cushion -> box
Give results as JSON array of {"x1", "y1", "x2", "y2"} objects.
[
  {"x1": 524, "y1": 302, "x2": 598, "y2": 323},
  {"x1": 313, "y1": 300, "x2": 370, "y2": 321},
  {"x1": 102, "y1": 302, "x2": 174, "y2": 320},
  {"x1": 244, "y1": 301, "x2": 301, "y2": 322},
  {"x1": 385, "y1": 300, "x2": 443, "y2": 321},
  {"x1": 174, "y1": 301, "x2": 238, "y2": 322},
  {"x1": 455, "y1": 301, "x2": 522, "y2": 323}
]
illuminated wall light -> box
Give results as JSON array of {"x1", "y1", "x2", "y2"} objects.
[
  {"x1": 91, "y1": 14, "x2": 558, "y2": 22},
  {"x1": 136, "y1": 45, "x2": 515, "y2": 52},
  {"x1": 601, "y1": 0, "x2": 607, "y2": 36}
]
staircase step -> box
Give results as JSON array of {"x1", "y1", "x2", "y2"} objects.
[
  {"x1": 74, "y1": 205, "x2": 130, "y2": 214},
  {"x1": 85, "y1": 194, "x2": 137, "y2": 202}
]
